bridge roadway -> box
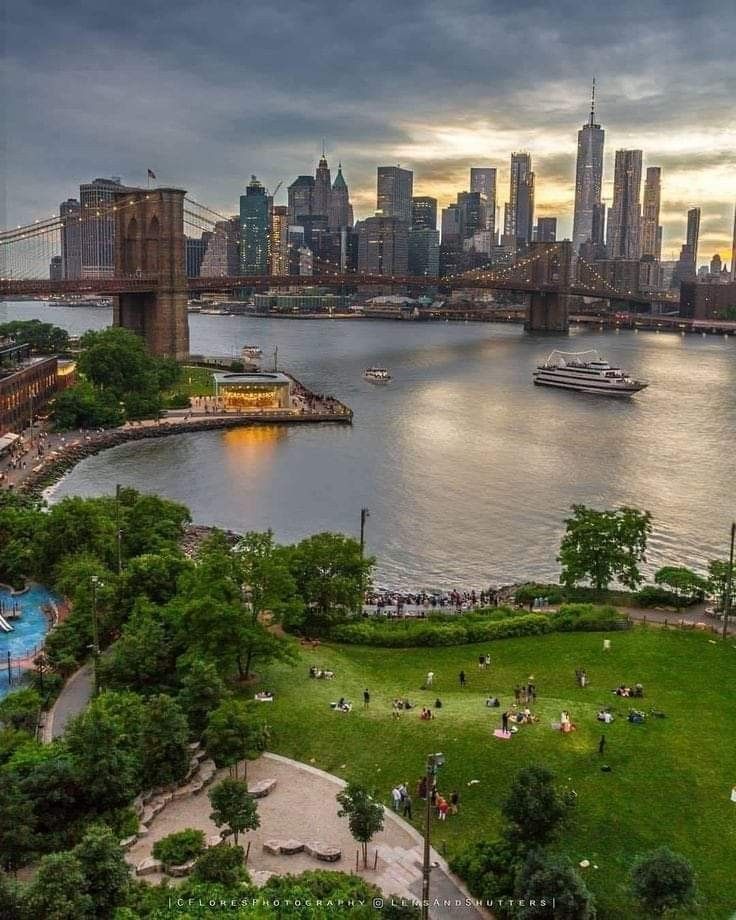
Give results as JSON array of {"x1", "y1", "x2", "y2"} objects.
[{"x1": 0, "y1": 273, "x2": 663, "y2": 307}]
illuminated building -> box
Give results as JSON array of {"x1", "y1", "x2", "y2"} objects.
[
  {"x1": 239, "y1": 176, "x2": 270, "y2": 275},
  {"x1": 60, "y1": 198, "x2": 82, "y2": 279},
  {"x1": 213, "y1": 372, "x2": 292, "y2": 411},
  {"x1": 377, "y1": 167, "x2": 413, "y2": 223},
  {"x1": 641, "y1": 167, "x2": 662, "y2": 259},
  {"x1": 0, "y1": 341, "x2": 60, "y2": 437},
  {"x1": 412, "y1": 196, "x2": 437, "y2": 231},
  {"x1": 470, "y1": 167, "x2": 496, "y2": 239},
  {"x1": 572, "y1": 82, "x2": 605, "y2": 256},
  {"x1": 357, "y1": 216, "x2": 409, "y2": 275},
  {"x1": 271, "y1": 206, "x2": 289, "y2": 275},
  {"x1": 80, "y1": 177, "x2": 122, "y2": 279},
  {"x1": 505, "y1": 153, "x2": 534, "y2": 250},
  {"x1": 606, "y1": 150, "x2": 642, "y2": 259}
]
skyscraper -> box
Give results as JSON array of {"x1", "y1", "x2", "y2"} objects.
[
  {"x1": 456, "y1": 192, "x2": 483, "y2": 241},
  {"x1": 287, "y1": 176, "x2": 315, "y2": 225},
  {"x1": 731, "y1": 204, "x2": 736, "y2": 281},
  {"x1": 357, "y1": 216, "x2": 409, "y2": 275},
  {"x1": 412, "y1": 196, "x2": 437, "y2": 230},
  {"x1": 239, "y1": 176, "x2": 270, "y2": 275},
  {"x1": 470, "y1": 168, "x2": 496, "y2": 238},
  {"x1": 606, "y1": 150, "x2": 643, "y2": 259},
  {"x1": 441, "y1": 205, "x2": 460, "y2": 248},
  {"x1": 377, "y1": 167, "x2": 413, "y2": 223},
  {"x1": 49, "y1": 255, "x2": 63, "y2": 281},
  {"x1": 80, "y1": 177, "x2": 122, "y2": 278},
  {"x1": 536, "y1": 218, "x2": 557, "y2": 242},
  {"x1": 185, "y1": 234, "x2": 209, "y2": 277},
  {"x1": 408, "y1": 228, "x2": 440, "y2": 277},
  {"x1": 271, "y1": 206, "x2": 289, "y2": 275},
  {"x1": 328, "y1": 164, "x2": 353, "y2": 229},
  {"x1": 641, "y1": 167, "x2": 662, "y2": 260},
  {"x1": 505, "y1": 153, "x2": 534, "y2": 249},
  {"x1": 572, "y1": 81, "x2": 605, "y2": 256},
  {"x1": 313, "y1": 151, "x2": 332, "y2": 218},
  {"x1": 686, "y1": 207, "x2": 701, "y2": 268},
  {"x1": 59, "y1": 198, "x2": 82, "y2": 280}
]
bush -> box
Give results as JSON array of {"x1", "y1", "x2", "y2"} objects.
[
  {"x1": 192, "y1": 843, "x2": 247, "y2": 885},
  {"x1": 549, "y1": 603, "x2": 629, "y2": 632},
  {"x1": 167, "y1": 393, "x2": 191, "y2": 410},
  {"x1": 449, "y1": 838, "x2": 518, "y2": 906},
  {"x1": 634, "y1": 585, "x2": 680, "y2": 608},
  {"x1": 629, "y1": 847, "x2": 697, "y2": 916},
  {"x1": 152, "y1": 828, "x2": 206, "y2": 867}
]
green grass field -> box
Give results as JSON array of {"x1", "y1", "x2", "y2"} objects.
[
  {"x1": 256, "y1": 627, "x2": 736, "y2": 919},
  {"x1": 167, "y1": 365, "x2": 216, "y2": 398}
]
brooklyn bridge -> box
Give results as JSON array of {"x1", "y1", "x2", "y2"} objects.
[{"x1": 1, "y1": 185, "x2": 676, "y2": 359}]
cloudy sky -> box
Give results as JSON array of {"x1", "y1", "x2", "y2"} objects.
[{"x1": 3, "y1": 0, "x2": 735, "y2": 262}]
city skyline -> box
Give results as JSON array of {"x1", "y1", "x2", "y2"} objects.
[{"x1": 2, "y1": 0, "x2": 735, "y2": 260}]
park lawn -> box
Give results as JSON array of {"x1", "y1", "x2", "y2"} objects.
[
  {"x1": 254, "y1": 626, "x2": 736, "y2": 919},
  {"x1": 166, "y1": 365, "x2": 216, "y2": 399}
]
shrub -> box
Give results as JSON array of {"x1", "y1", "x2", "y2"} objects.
[
  {"x1": 629, "y1": 847, "x2": 697, "y2": 917},
  {"x1": 152, "y1": 828, "x2": 206, "y2": 867},
  {"x1": 449, "y1": 838, "x2": 518, "y2": 906},
  {"x1": 634, "y1": 585, "x2": 680, "y2": 608},
  {"x1": 167, "y1": 393, "x2": 191, "y2": 410},
  {"x1": 192, "y1": 843, "x2": 247, "y2": 885}
]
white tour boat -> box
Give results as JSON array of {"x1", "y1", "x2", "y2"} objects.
[
  {"x1": 363, "y1": 367, "x2": 392, "y2": 384},
  {"x1": 533, "y1": 350, "x2": 648, "y2": 396},
  {"x1": 241, "y1": 345, "x2": 263, "y2": 360}
]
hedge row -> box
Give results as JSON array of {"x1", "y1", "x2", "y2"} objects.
[{"x1": 330, "y1": 603, "x2": 630, "y2": 647}]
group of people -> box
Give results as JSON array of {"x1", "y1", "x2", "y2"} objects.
[
  {"x1": 330, "y1": 697, "x2": 352, "y2": 712},
  {"x1": 614, "y1": 683, "x2": 644, "y2": 698},
  {"x1": 309, "y1": 666, "x2": 335, "y2": 679},
  {"x1": 419, "y1": 707, "x2": 435, "y2": 720},
  {"x1": 513, "y1": 678, "x2": 537, "y2": 704},
  {"x1": 254, "y1": 690, "x2": 274, "y2": 702},
  {"x1": 364, "y1": 587, "x2": 501, "y2": 615},
  {"x1": 393, "y1": 778, "x2": 460, "y2": 821},
  {"x1": 390, "y1": 698, "x2": 414, "y2": 715}
]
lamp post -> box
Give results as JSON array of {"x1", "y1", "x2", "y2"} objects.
[
  {"x1": 723, "y1": 521, "x2": 735, "y2": 641},
  {"x1": 90, "y1": 575, "x2": 102, "y2": 695},
  {"x1": 421, "y1": 752, "x2": 445, "y2": 920},
  {"x1": 359, "y1": 508, "x2": 370, "y2": 615}
]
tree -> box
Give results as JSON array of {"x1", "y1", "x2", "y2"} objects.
[
  {"x1": 288, "y1": 532, "x2": 375, "y2": 632},
  {"x1": 0, "y1": 319, "x2": 69, "y2": 353},
  {"x1": 77, "y1": 326, "x2": 162, "y2": 415},
  {"x1": 177, "y1": 658, "x2": 229, "y2": 738},
  {"x1": 192, "y1": 843, "x2": 247, "y2": 885},
  {"x1": 98, "y1": 602, "x2": 178, "y2": 694},
  {"x1": 72, "y1": 824, "x2": 130, "y2": 919},
  {"x1": 336, "y1": 782, "x2": 384, "y2": 867},
  {"x1": 0, "y1": 779, "x2": 36, "y2": 873},
  {"x1": 707, "y1": 559, "x2": 736, "y2": 610},
  {"x1": 22, "y1": 852, "x2": 93, "y2": 920},
  {"x1": 501, "y1": 765, "x2": 566, "y2": 848},
  {"x1": 653, "y1": 567, "x2": 707, "y2": 608},
  {"x1": 515, "y1": 850, "x2": 596, "y2": 919},
  {"x1": 0, "y1": 689, "x2": 42, "y2": 733},
  {"x1": 0, "y1": 869, "x2": 24, "y2": 920},
  {"x1": 37, "y1": 499, "x2": 118, "y2": 576},
  {"x1": 629, "y1": 848, "x2": 697, "y2": 917},
  {"x1": 121, "y1": 495, "x2": 191, "y2": 558},
  {"x1": 53, "y1": 381, "x2": 125, "y2": 430},
  {"x1": 0, "y1": 491, "x2": 43, "y2": 588},
  {"x1": 208, "y1": 778, "x2": 260, "y2": 846},
  {"x1": 204, "y1": 699, "x2": 270, "y2": 780},
  {"x1": 16, "y1": 748, "x2": 85, "y2": 852},
  {"x1": 139, "y1": 694, "x2": 190, "y2": 788},
  {"x1": 558, "y1": 505, "x2": 652, "y2": 592}
]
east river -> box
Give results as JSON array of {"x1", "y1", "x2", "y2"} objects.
[{"x1": 2, "y1": 300, "x2": 735, "y2": 589}]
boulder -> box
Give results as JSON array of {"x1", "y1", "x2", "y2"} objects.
[
  {"x1": 305, "y1": 841, "x2": 341, "y2": 862},
  {"x1": 280, "y1": 839, "x2": 305, "y2": 855},
  {"x1": 206, "y1": 834, "x2": 225, "y2": 848},
  {"x1": 141, "y1": 806, "x2": 155, "y2": 826},
  {"x1": 132, "y1": 793, "x2": 146, "y2": 817},
  {"x1": 189, "y1": 778, "x2": 205, "y2": 795},
  {"x1": 136, "y1": 857, "x2": 162, "y2": 877},
  {"x1": 167, "y1": 859, "x2": 196, "y2": 878},
  {"x1": 136, "y1": 826, "x2": 149, "y2": 838},
  {"x1": 249, "y1": 778, "x2": 277, "y2": 799},
  {"x1": 171, "y1": 785, "x2": 191, "y2": 800},
  {"x1": 263, "y1": 839, "x2": 285, "y2": 855},
  {"x1": 119, "y1": 835, "x2": 138, "y2": 851}
]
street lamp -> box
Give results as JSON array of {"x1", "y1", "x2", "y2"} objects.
[
  {"x1": 421, "y1": 752, "x2": 445, "y2": 920},
  {"x1": 359, "y1": 508, "x2": 370, "y2": 615},
  {"x1": 90, "y1": 575, "x2": 102, "y2": 695},
  {"x1": 723, "y1": 521, "x2": 735, "y2": 641}
]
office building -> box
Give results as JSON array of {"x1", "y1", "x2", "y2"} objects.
[
  {"x1": 59, "y1": 198, "x2": 82, "y2": 280},
  {"x1": 606, "y1": 150, "x2": 642, "y2": 260},
  {"x1": 271, "y1": 206, "x2": 289, "y2": 275},
  {"x1": 329, "y1": 164, "x2": 353, "y2": 230},
  {"x1": 80, "y1": 177, "x2": 122, "y2": 278},
  {"x1": 287, "y1": 176, "x2": 315, "y2": 226},
  {"x1": 49, "y1": 256, "x2": 63, "y2": 281},
  {"x1": 357, "y1": 216, "x2": 409, "y2": 275},
  {"x1": 377, "y1": 167, "x2": 413, "y2": 222},
  {"x1": 572, "y1": 82, "x2": 605, "y2": 255},
  {"x1": 505, "y1": 153, "x2": 534, "y2": 249},
  {"x1": 412, "y1": 196, "x2": 437, "y2": 230},
  {"x1": 680, "y1": 281, "x2": 736, "y2": 319},
  {"x1": 470, "y1": 167, "x2": 496, "y2": 238},
  {"x1": 686, "y1": 207, "x2": 701, "y2": 268},
  {"x1": 456, "y1": 192, "x2": 483, "y2": 241},
  {"x1": 536, "y1": 218, "x2": 557, "y2": 243},
  {"x1": 200, "y1": 220, "x2": 238, "y2": 277},
  {"x1": 239, "y1": 176, "x2": 270, "y2": 275},
  {"x1": 441, "y1": 205, "x2": 460, "y2": 248},
  {"x1": 408, "y1": 228, "x2": 440, "y2": 277},
  {"x1": 313, "y1": 152, "x2": 332, "y2": 218},
  {"x1": 641, "y1": 167, "x2": 662, "y2": 260},
  {"x1": 186, "y1": 234, "x2": 209, "y2": 278}
]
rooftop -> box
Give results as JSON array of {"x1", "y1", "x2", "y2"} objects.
[{"x1": 212, "y1": 372, "x2": 291, "y2": 385}]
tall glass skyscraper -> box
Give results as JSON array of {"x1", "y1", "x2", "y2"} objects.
[
  {"x1": 239, "y1": 176, "x2": 270, "y2": 275},
  {"x1": 377, "y1": 167, "x2": 413, "y2": 223},
  {"x1": 606, "y1": 149, "x2": 643, "y2": 260},
  {"x1": 641, "y1": 167, "x2": 662, "y2": 259},
  {"x1": 572, "y1": 83, "x2": 605, "y2": 256},
  {"x1": 469, "y1": 167, "x2": 497, "y2": 239},
  {"x1": 504, "y1": 153, "x2": 534, "y2": 249}
]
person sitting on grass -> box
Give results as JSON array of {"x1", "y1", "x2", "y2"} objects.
[
  {"x1": 485, "y1": 696, "x2": 500, "y2": 708},
  {"x1": 628, "y1": 709, "x2": 646, "y2": 723},
  {"x1": 434, "y1": 698, "x2": 443, "y2": 709},
  {"x1": 597, "y1": 708, "x2": 614, "y2": 723},
  {"x1": 420, "y1": 707, "x2": 433, "y2": 721},
  {"x1": 614, "y1": 685, "x2": 631, "y2": 697},
  {"x1": 331, "y1": 697, "x2": 352, "y2": 712},
  {"x1": 631, "y1": 683, "x2": 644, "y2": 698}
]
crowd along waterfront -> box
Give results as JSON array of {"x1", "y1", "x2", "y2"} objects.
[{"x1": 2, "y1": 300, "x2": 735, "y2": 588}]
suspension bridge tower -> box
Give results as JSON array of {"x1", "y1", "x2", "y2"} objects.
[
  {"x1": 113, "y1": 186, "x2": 189, "y2": 359},
  {"x1": 524, "y1": 240, "x2": 572, "y2": 333}
]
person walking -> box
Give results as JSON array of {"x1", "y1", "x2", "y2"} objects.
[
  {"x1": 426, "y1": 671, "x2": 434, "y2": 688},
  {"x1": 402, "y1": 793, "x2": 413, "y2": 820},
  {"x1": 459, "y1": 670, "x2": 466, "y2": 688},
  {"x1": 502, "y1": 710, "x2": 509, "y2": 733},
  {"x1": 450, "y1": 790, "x2": 460, "y2": 815},
  {"x1": 363, "y1": 688, "x2": 370, "y2": 708},
  {"x1": 598, "y1": 734, "x2": 606, "y2": 755},
  {"x1": 391, "y1": 786, "x2": 402, "y2": 811}
]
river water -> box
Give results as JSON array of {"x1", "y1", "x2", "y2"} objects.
[{"x1": 2, "y1": 300, "x2": 734, "y2": 588}]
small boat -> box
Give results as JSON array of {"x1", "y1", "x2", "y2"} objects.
[
  {"x1": 363, "y1": 367, "x2": 392, "y2": 383},
  {"x1": 241, "y1": 345, "x2": 263, "y2": 359},
  {"x1": 533, "y1": 350, "x2": 647, "y2": 396}
]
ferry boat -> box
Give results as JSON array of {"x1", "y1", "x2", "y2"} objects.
[
  {"x1": 533, "y1": 350, "x2": 647, "y2": 396},
  {"x1": 241, "y1": 345, "x2": 263, "y2": 359},
  {"x1": 363, "y1": 367, "x2": 392, "y2": 384}
]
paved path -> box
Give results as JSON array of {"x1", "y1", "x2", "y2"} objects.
[
  {"x1": 45, "y1": 662, "x2": 93, "y2": 741},
  {"x1": 127, "y1": 752, "x2": 488, "y2": 919}
]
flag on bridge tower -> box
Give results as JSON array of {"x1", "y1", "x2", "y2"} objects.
[{"x1": 147, "y1": 169, "x2": 157, "y2": 180}]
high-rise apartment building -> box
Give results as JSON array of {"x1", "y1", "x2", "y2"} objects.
[
  {"x1": 288, "y1": 176, "x2": 315, "y2": 225},
  {"x1": 80, "y1": 177, "x2": 122, "y2": 278},
  {"x1": 200, "y1": 220, "x2": 238, "y2": 277},
  {"x1": 505, "y1": 153, "x2": 534, "y2": 249},
  {"x1": 606, "y1": 150, "x2": 642, "y2": 260},
  {"x1": 376, "y1": 167, "x2": 413, "y2": 223},
  {"x1": 328, "y1": 165, "x2": 353, "y2": 230},
  {"x1": 239, "y1": 176, "x2": 270, "y2": 275},
  {"x1": 686, "y1": 207, "x2": 701, "y2": 268},
  {"x1": 641, "y1": 167, "x2": 662, "y2": 260},
  {"x1": 572, "y1": 83, "x2": 605, "y2": 256},
  {"x1": 271, "y1": 206, "x2": 289, "y2": 275},
  {"x1": 412, "y1": 196, "x2": 437, "y2": 230},
  {"x1": 59, "y1": 198, "x2": 82, "y2": 280},
  {"x1": 536, "y1": 218, "x2": 557, "y2": 242},
  {"x1": 408, "y1": 228, "x2": 440, "y2": 277},
  {"x1": 357, "y1": 216, "x2": 409, "y2": 275},
  {"x1": 470, "y1": 167, "x2": 496, "y2": 239}
]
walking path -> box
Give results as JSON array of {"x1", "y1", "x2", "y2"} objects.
[
  {"x1": 44, "y1": 662, "x2": 93, "y2": 741},
  {"x1": 126, "y1": 752, "x2": 488, "y2": 919}
]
